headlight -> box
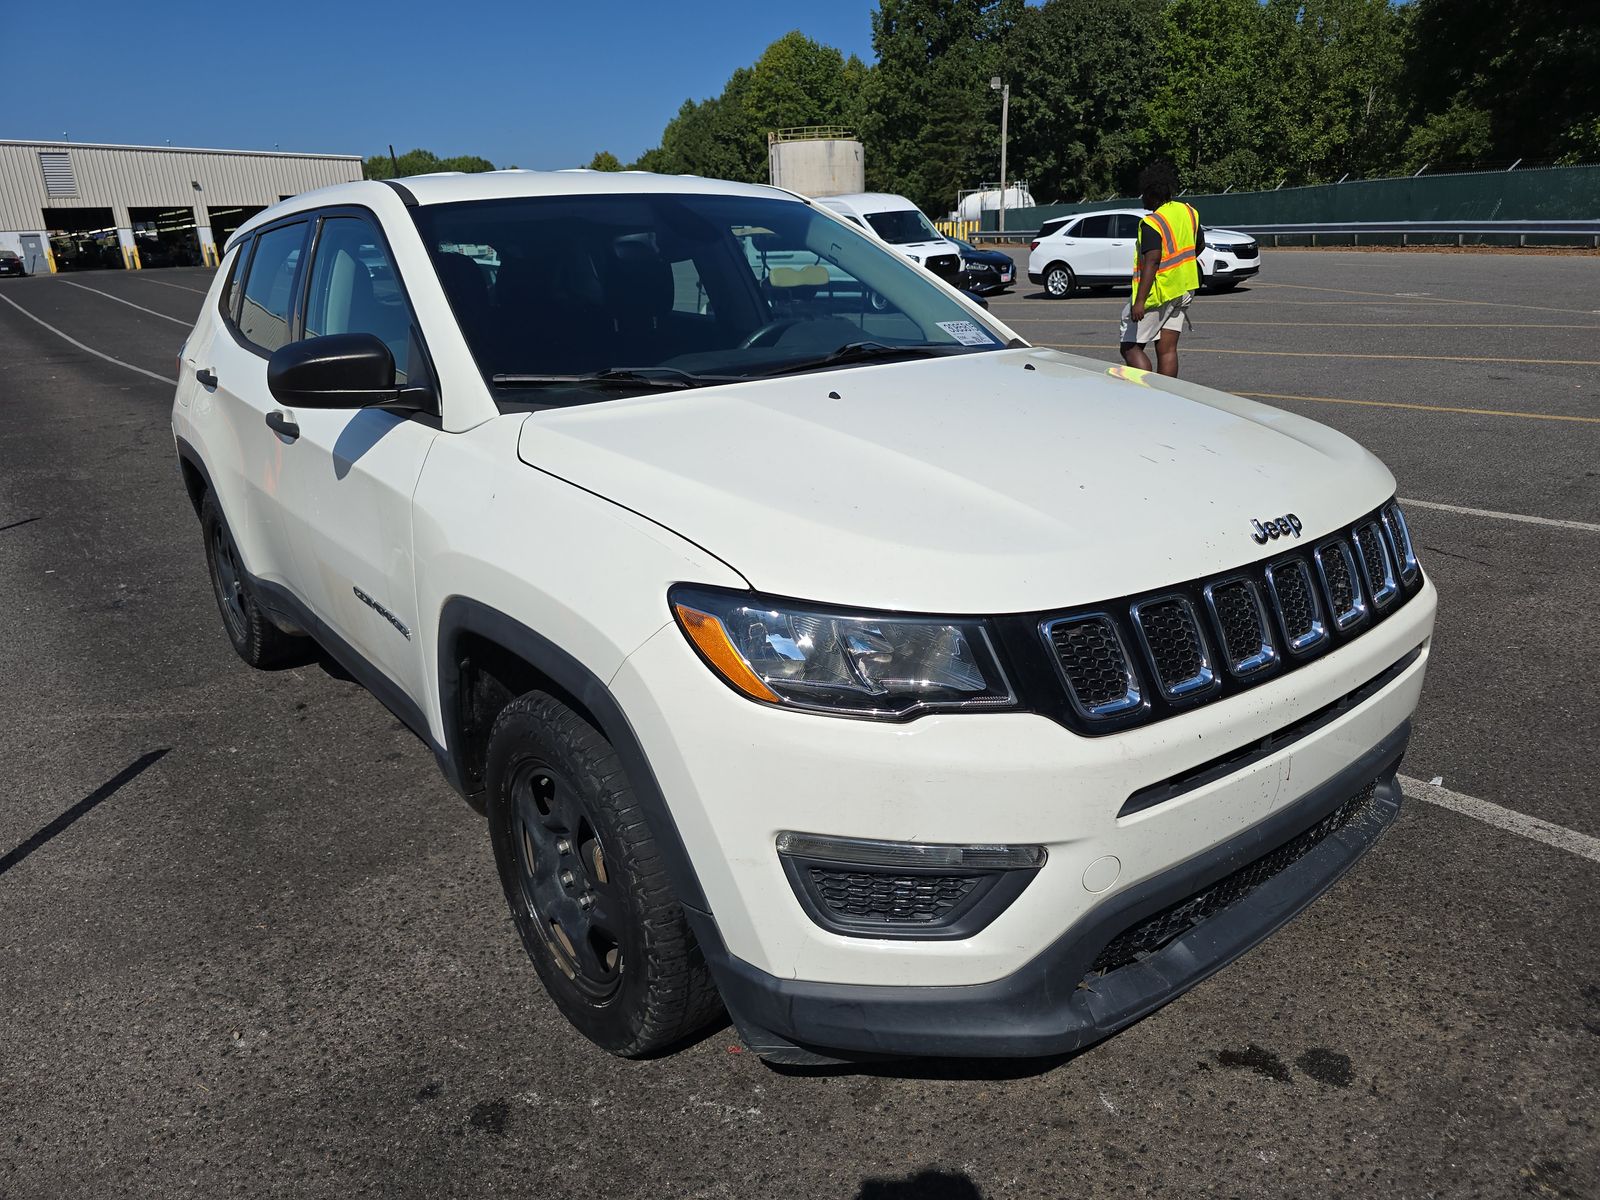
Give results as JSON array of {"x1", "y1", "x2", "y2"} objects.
[
  {"x1": 960, "y1": 258, "x2": 977, "y2": 270},
  {"x1": 907, "y1": 254, "x2": 921, "y2": 263},
  {"x1": 670, "y1": 586, "x2": 1014, "y2": 718}
]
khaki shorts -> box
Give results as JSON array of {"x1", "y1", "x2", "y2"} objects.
[{"x1": 1119, "y1": 291, "x2": 1194, "y2": 346}]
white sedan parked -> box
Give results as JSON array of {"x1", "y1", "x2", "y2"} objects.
[{"x1": 1027, "y1": 209, "x2": 1261, "y2": 298}]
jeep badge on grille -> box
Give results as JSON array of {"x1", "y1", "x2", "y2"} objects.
[{"x1": 1251, "y1": 513, "x2": 1303, "y2": 544}]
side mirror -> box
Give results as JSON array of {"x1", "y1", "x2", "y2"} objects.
[
  {"x1": 267, "y1": 333, "x2": 405, "y2": 409},
  {"x1": 962, "y1": 290, "x2": 990, "y2": 310}
]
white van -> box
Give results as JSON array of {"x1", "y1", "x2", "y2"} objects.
[{"x1": 817, "y1": 192, "x2": 962, "y2": 284}]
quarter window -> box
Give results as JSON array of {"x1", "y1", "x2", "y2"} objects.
[
  {"x1": 303, "y1": 216, "x2": 415, "y2": 382},
  {"x1": 237, "y1": 223, "x2": 306, "y2": 352}
]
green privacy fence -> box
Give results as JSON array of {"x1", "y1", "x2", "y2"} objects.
[{"x1": 984, "y1": 165, "x2": 1600, "y2": 235}]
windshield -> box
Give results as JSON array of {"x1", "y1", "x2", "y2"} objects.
[
  {"x1": 413, "y1": 193, "x2": 1005, "y2": 407},
  {"x1": 864, "y1": 208, "x2": 942, "y2": 245}
]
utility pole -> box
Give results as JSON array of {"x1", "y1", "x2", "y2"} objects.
[{"x1": 990, "y1": 77, "x2": 1010, "y2": 233}]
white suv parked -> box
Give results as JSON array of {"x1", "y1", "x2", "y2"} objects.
[
  {"x1": 173, "y1": 170, "x2": 1433, "y2": 1063},
  {"x1": 816, "y1": 192, "x2": 963, "y2": 284},
  {"x1": 1029, "y1": 208, "x2": 1262, "y2": 297}
]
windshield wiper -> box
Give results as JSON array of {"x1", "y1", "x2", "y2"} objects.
[
  {"x1": 753, "y1": 341, "x2": 964, "y2": 378},
  {"x1": 491, "y1": 366, "x2": 736, "y2": 390}
]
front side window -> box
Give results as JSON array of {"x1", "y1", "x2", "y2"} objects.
[
  {"x1": 237, "y1": 223, "x2": 306, "y2": 352},
  {"x1": 413, "y1": 193, "x2": 1006, "y2": 410},
  {"x1": 1111, "y1": 213, "x2": 1141, "y2": 239},
  {"x1": 863, "y1": 208, "x2": 940, "y2": 245},
  {"x1": 303, "y1": 217, "x2": 415, "y2": 382}
]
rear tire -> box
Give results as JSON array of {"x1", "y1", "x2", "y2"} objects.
[
  {"x1": 200, "y1": 493, "x2": 306, "y2": 668},
  {"x1": 1043, "y1": 263, "x2": 1075, "y2": 298},
  {"x1": 486, "y1": 691, "x2": 722, "y2": 1057}
]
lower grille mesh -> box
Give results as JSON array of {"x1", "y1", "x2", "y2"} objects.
[
  {"x1": 808, "y1": 868, "x2": 978, "y2": 925},
  {"x1": 1087, "y1": 782, "x2": 1378, "y2": 976}
]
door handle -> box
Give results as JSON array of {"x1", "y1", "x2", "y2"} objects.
[
  {"x1": 265, "y1": 409, "x2": 300, "y2": 440},
  {"x1": 195, "y1": 368, "x2": 218, "y2": 388}
]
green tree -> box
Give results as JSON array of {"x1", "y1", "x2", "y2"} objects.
[
  {"x1": 587, "y1": 151, "x2": 624, "y2": 171},
  {"x1": 1141, "y1": 0, "x2": 1279, "y2": 193},
  {"x1": 363, "y1": 148, "x2": 497, "y2": 180},
  {"x1": 1261, "y1": 0, "x2": 1407, "y2": 183},
  {"x1": 1401, "y1": 0, "x2": 1600, "y2": 166},
  {"x1": 861, "y1": 0, "x2": 1022, "y2": 214},
  {"x1": 1002, "y1": 0, "x2": 1161, "y2": 203}
]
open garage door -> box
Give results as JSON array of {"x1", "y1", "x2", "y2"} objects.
[
  {"x1": 129, "y1": 206, "x2": 203, "y2": 268},
  {"x1": 207, "y1": 205, "x2": 265, "y2": 256},
  {"x1": 43, "y1": 207, "x2": 123, "y2": 271}
]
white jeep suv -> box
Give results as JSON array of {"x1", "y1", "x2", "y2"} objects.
[{"x1": 173, "y1": 170, "x2": 1433, "y2": 1063}]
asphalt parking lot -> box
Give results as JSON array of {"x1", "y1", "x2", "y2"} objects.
[{"x1": 1, "y1": 250, "x2": 1597, "y2": 1199}]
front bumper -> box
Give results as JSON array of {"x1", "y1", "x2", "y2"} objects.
[
  {"x1": 610, "y1": 576, "x2": 1433, "y2": 1056},
  {"x1": 704, "y1": 721, "x2": 1408, "y2": 1059}
]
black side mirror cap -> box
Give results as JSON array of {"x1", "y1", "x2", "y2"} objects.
[
  {"x1": 963, "y1": 290, "x2": 990, "y2": 309},
  {"x1": 267, "y1": 333, "x2": 403, "y2": 409}
]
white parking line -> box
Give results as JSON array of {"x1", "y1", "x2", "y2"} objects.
[
  {"x1": 1399, "y1": 775, "x2": 1600, "y2": 864},
  {"x1": 0, "y1": 291, "x2": 172, "y2": 384},
  {"x1": 1398, "y1": 498, "x2": 1600, "y2": 534},
  {"x1": 56, "y1": 278, "x2": 192, "y2": 326},
  {"x1": 134, "y1": 276, "x2": 210, "y2": 296}
]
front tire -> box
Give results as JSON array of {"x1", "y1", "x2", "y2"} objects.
[
  {"x1": 200, "y1": 493, "x2": 306, "y2": 668},
  {"x1": 486, "y1": 691, "x2": 721, "y2": 1056},
  {"x1": 1043, "y1": 263, "x2": 1075, "y2": 298}
]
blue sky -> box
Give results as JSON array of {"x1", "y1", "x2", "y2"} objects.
[{"x1": 1, "y1": 0, "x2": 881, "y2": 168}]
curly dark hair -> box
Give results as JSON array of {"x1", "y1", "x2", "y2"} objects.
[{"x1": 1138, "y1": 161, "x2": 1180, "y2": 207}]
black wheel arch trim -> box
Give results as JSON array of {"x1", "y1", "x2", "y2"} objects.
[{"x1": 436, "y1": 596, "x2": 711, "y2": 913}]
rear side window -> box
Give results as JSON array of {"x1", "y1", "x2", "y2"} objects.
[
  {"x1": 237, "y1": 223, "x2": 306, "y2": 352},
  {"x1": 1074, "y1": 215, "x2": 1113, "y2": 239},
  {"x1": 303, "y1": 216, "x2": 416, "y2": 382}
]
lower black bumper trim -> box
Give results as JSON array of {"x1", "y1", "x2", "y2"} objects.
[{"x1": 699, "y1": 721, "x2": 1409, "y2": 1060}]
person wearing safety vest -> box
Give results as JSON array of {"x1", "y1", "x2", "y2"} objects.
[{"x1": 1119, "y1": 162, "x2": 1203, "y2": 377}]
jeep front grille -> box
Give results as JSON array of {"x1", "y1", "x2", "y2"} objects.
[{"x1": 1038, "y1": 503, "x2": 1423, "y2": 733}]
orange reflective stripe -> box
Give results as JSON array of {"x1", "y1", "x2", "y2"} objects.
[
  {"x1": 1155, "y1": 248, "x2": 1198, "y2": 273},
  {"x1": 1146, "y1": 211, "x2": 1176, "y2": 254}
]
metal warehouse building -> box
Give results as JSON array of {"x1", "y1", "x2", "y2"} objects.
[{"x1": 0, "y1": 140, "x2": 362, "y2": 273}]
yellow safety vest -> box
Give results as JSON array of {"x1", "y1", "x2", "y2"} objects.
[{"x1": 1132, "y1": 201, "x2": 1201, "y2": 307}]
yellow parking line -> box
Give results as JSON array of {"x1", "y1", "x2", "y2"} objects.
[
  {"x1": 1254, "y1": 281, "x2": 1600, "y2": 317},
  {"x1": 1044, "y1": 342, "x2": 1600, "y2": 366},
  {"x1": 1007, "y1": 318, "x2": 1600, "y2": 330},
  {"x1": 1238, "y1": 391, "x2": 1600, "y2": 425}
]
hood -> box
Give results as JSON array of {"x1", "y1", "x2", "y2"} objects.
[
  {"x1": 517, "y1": 348, "x2": 1394, "y2": 614},
  {"x1": 1205, "y1": 227, "x2": 1252, "y2": 242}
]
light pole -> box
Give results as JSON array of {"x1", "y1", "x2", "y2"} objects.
[{"x1": 990, "y1": 76, "x2": 1009, "y2": 233}]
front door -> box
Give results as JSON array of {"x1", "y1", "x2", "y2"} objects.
[{"x1": 270, "y1": 211, "x2": 438, "y2": 704}]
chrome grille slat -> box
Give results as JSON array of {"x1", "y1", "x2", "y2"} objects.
[
  {"x1": 1354, "y1": 521, "x2": 1399, "y2": 609},
  {"x1": 1132, "y1": 596, "x2": 1217, "y2": 700},
  {"x1": 1264, "y1": 558, "x2": 1328, "y2": 655},
  {"x1": 1203, "y1": 578, "x2": 1279, "y2": 677},
  {"x1": 1044, "y1": 615, "x2": 1144, "y2": 718}
]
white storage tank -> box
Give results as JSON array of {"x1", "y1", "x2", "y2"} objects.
[
  {"x1": 768, "y1": 128, "x2": 865, "y2": 199},
  {"x1": 956, "y1": 185, "x2": 1037, "y2": 222}
]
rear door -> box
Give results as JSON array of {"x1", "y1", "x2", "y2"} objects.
[{"x1": 270, "y1": 209, "x2": 439, "y2": 703}]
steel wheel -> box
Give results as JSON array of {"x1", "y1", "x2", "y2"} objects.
[
  {"x1": 209, "y1": 520, "x2": 249, "y2": 643},
  {"x1": 508, "y1": 759, "x2": 624, "y2": 1001}
]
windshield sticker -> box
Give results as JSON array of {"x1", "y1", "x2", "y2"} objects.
[{"x1": 936, "y1": 320, "x2": 997, "y2": 347}]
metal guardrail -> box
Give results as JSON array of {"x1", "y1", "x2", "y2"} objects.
[{"x1": 970, "y1": 220, "x2": 1600, "y2": 247}]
